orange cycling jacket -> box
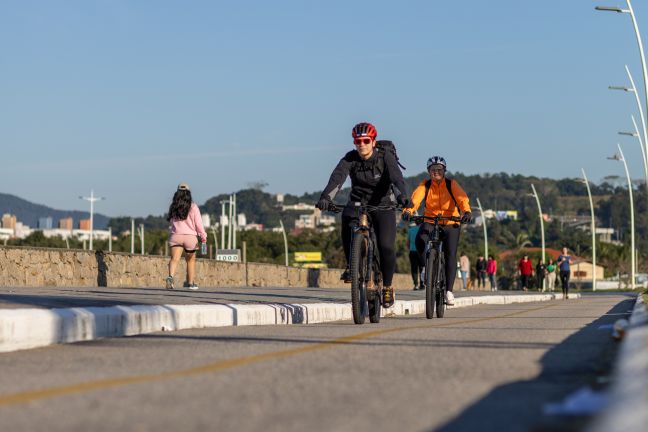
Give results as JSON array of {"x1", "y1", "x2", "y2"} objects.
[{"x1": 404, "y1": 178, "x2": 471, "y2": 224}]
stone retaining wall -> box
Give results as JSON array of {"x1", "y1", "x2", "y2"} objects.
[{"x1": 0, "y1": 246, "x2": 475, "y2": 290}]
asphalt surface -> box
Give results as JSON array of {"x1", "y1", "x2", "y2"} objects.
[
  {"x1": 0, "y1": 285, "x2": 548, "y2": 309},
  {"x1": 0, "y1": 293, "x2": 633, "y2": 432}
]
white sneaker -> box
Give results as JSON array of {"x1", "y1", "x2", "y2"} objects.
[
  {"x1": 445, "y1": 291, "x2": 455, "y2": 306},
  {"x1": 187, "y1": 283, "x2": 199, "y2": 291}
]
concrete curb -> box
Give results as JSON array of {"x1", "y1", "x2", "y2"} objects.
[
  {"x1": 0, "y1": 293, "x2": 579, "y2": 354},
  {"x1": 590, "y1": 294, "x2": 648, "y2": 432}
]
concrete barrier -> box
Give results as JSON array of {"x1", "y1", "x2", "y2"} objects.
[
  {"x1": 0, "y1": 292, "x2": 578, "y2": 353},
  {"x1": 590, "y1": 294, "x2": 648, "y2": 432},
  {"x1": 0, "y1": 245, "x2": 426, "y2": 289}
]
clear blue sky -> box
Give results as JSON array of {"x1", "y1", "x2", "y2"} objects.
[{"x1": 1, "y1": 0, "x2": 647, "y2": 217}]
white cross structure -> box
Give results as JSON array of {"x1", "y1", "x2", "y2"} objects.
[{"x1": 79, "y1": 190, "x2": 105, "y2": 250}]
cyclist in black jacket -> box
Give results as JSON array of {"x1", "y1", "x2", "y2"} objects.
[{"x1": 315, "y1": 122, "x2": 409, "y2": 307}]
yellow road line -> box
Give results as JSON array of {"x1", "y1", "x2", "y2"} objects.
[{"x1": 0, "y1": 302, "x2": 557, "y2": 407}]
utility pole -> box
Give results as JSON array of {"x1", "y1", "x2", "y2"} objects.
[{"x1": 139, "y1": 223, "x2": 145, "y2": 255}]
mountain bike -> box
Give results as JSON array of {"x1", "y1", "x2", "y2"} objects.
[
  {"x1": 330, "y1": 202, "x2": 399, "y2": 324},
  {"x1": 411, "y1": 214, "x2": 462, "y2": 319}
]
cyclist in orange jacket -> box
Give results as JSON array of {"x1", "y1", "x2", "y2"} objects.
[{"x1": 402, "y1": 156, "x2": 471, "y2": 305}]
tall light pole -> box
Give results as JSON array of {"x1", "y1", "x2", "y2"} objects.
[
  {"x1": 580, "y1": 169, "x2": 597, "y2": 291},
  {"x1": 219, "y1": 200, "x2": 227, "y2": 250},
  {"x1": 79, "y1": 189, "x2": 105, "y2": 250},
  {"x1": 610, "y1": 65, "x2": 648, "y2": 169},
  {"x1": 598, "y1": 1, "x2": 648, "y2": 170},
  {"x1": 608, "y1": 144, "x2": 636, "y2": 289},
  {"x1": 279, "y1": 219, "x2": 289, "y2": 266},
  {"x1": 474, "y1": 198, "x2": 488, "y2": 260},
  {"x1": 618, "y1": 115, "x2": 648, "y2": 183},
  {"x1": 529, "y1": 184, "x2": 546, "y2": 291}
]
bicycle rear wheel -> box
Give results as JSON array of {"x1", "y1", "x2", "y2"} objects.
[
  {"x1": 435, "y1": 254, "x2": 446, "y2": 318},
  {"x1": 350, "y1": 233, "x2": 369, "y2": 324},
  {"x1": 425, "y1": 249, "x2": 438, "y2": 319}
]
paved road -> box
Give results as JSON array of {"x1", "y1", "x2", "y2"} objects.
[
  {"x1": 0, "y1": 294, "x2": 632, "y2": 432},
  {"x1": 0, "y1": 285, "x2": 548, "y2": 309}
]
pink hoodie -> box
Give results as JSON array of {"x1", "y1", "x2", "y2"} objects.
[{"x1": 170, "y1": 203, "x2": 207, "y2": 243}]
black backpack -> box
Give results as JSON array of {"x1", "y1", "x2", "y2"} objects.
[{"x1": 376, "y1": 140, "x2": 406, "y2": 170}]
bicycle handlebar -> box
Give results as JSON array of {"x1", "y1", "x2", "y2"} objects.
[
  {"x1": 410, "y1": 214, "x2": 463, "y2": 224},
  {"x1": 326, "y1": 202, "x2": 402, "y2": 213}
]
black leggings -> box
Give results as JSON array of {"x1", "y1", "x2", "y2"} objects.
[
  {"x1": 560, "y1": 270, "x2": 570, "y2": 295},
  {"x1": 342, "y1": 208, "x2": 397, "y2": 286},
  {"x1": 409, "y1": 251, "x2": 422, "y2": 286},
  {"x1": 415, "y1": 224, "x2": 460, "y2": 292}
]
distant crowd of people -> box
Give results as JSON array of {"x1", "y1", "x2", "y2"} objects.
[
  {"x1": 517, "y1": 247, "x2": 573, "y2": 297},
  {"x1": 406, "y1": 245, "x2": 574, "y2": 296}
]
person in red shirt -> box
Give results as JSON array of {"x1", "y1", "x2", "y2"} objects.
[
  {"x1": 518, "y1": 255, "x2": 533, "y2": 291},
  {"x1": 486, "y1": 255, "x2": 497, "y2": 291}
]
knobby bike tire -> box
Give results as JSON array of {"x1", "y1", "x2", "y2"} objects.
[
  {"x1": 436, "y1": 254, "x2": 446, "y2": 318},
  {"x1": 368, "y1": 292, "x2": 381, "y2": 323},
  {"x1": 425, "y1": 248, "x2": 438, "y2": 319},
  {"x1": 350, "y1": 233, "x2": 369, "y2": 325}
]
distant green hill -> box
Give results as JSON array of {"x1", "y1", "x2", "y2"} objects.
[
  {"x1": 200, "y1": 171, "x2": 624, "y2": 228},
  {"x1": 0, "y1": 192, "x2": 110, "y2": 229}
]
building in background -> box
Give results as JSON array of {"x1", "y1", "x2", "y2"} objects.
[
  {"x1": 14, "y1": 222, "x2": 32, "y2": 239},
  {"x1": 2, "y1": 213, "x2": 17, "y2": 230},
  {"x1": 201, "y1": 214, "x2": 211, "y2": 228},
  {"x1": 38, "y1": 216, "x2": 53, "y2": 229},
  {"x1": 58, "y1": 217, "x2": 73, "y2": 230},
  {"x1": 79, "y1": 219, "x2": 91, "y2": 230}
]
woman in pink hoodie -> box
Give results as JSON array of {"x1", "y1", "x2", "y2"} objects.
[{"x1": 165, "y1": 183, "x2": 207, "y2": 290}]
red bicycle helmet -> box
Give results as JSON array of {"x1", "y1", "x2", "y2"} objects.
[{"x1": 352, "y1": 122, "x2": 377, "y2": 139}]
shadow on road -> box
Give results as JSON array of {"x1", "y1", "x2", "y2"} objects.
[
  {"x1": 435, "y1": 298, "x2": 634, "y2": 432},
  {"x1": 0, "y1": 293, "x2": 143, "y2": 309}
]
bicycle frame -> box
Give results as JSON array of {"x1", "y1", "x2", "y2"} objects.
[
  {"x1": 329, "y1": 202, "x2": 399, "y2": 323},
  {"x1": 411, "y1": 214, "x2": 462, "y2": 317}
]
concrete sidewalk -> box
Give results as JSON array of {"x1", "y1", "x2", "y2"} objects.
[{"x1": 0, "y1": 286, "x2": 580, "y2": 353}]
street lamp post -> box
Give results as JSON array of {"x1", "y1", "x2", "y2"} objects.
[
  {"x1": 618, "y1": 115, "x2": 648, "y2": 183},
  {"x1": 474, "y1": 198, "x2": 488, "y2": 260},
  {"x1": 79, "y1": 189, "x2": 105, "y2": 250},
  {"x1": 608, "y1": 144, "x2": 636, "y2": 289},
  {"x1": 529, "y1": 184, "x2": 546, "y2": 291},
  {"x1": 279, "y1": 219, "x2": 289, "y2": 267},
  {"x1": 598, "y1": 1, "x2": 648, "y2": 173},
  {"x1": 580, "y1": 169, "x2": 597, "y2": 291},
  {"x1": 610, "y1": 65, "x2": 648, "y2": 163}
]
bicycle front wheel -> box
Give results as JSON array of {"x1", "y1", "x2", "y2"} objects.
[
  {"x1": 425, "y1": 249, "x2": 438, "y2": 319},
  {"x1": 350, "y1": 233, "x2": 369, "y2": 325},
  {"x1": 435, "y1": 254, "x2": 446, "y2": 318}
]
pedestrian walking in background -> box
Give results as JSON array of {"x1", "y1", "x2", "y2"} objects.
[
  {"x1": 166, "y1": 183, "x2": 207, "y2": 290},
  {"x1": 557, "y1": 247, "x2": 573, "y2": 299},
  {"x1": 535, "y1": 259, "x2": 547, "y2": 292},
  {"x1": 487, "y1": 255, "x2": 497, "y2": 291},
  {"x1": 518, "y1": 255, "x2": 533, "y2": 291},
  {"x1": 475, "y1": 255, "x2": 487, "y2": 289},
  {"x1": 459, "y1": 252, "x2": 470, "y2": 290},
  {"x1": 407, "y1": 222, "x2": 423, "y2": 290},
  {"x1": 546, "y1": 259, "x2": 557, "y2": 292}
]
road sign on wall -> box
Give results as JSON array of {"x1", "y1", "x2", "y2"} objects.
[
  {"x1": 216, "y1": 249, "x2": 241, "y2": 262},
  {"x1": 294, "y1": 252, "x2": 322, "y2": 262}
]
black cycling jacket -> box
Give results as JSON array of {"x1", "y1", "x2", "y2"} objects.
[{"x1": 320, "y1": 147, "x2": 407, "y2": 206}]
